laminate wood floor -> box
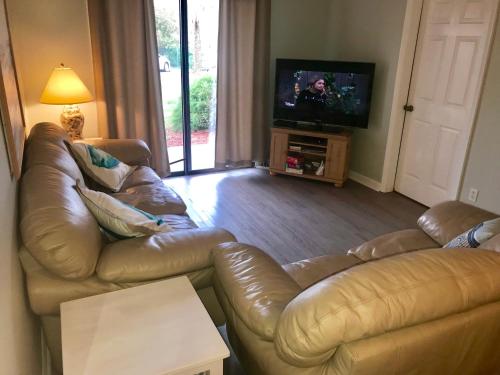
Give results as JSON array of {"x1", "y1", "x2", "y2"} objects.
[{"x1": 165, "y1": 168, "x2": 427, "y2": 265}]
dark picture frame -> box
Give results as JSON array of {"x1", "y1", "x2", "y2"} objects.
[{"x1": 0, "y1": 0, "x2": 25, "y2": 179}]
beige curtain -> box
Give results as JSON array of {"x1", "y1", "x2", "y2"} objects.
[
  {"x1": 215, "y1": 0, "x2": 271, "y2": 168},
  {"x1": 88, "y1": 0, "x2": 169, "y2": 177}
]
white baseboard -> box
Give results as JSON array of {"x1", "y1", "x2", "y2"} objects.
[{"x1": 348, "y1": 170, "x2": 382, "y2": 192}]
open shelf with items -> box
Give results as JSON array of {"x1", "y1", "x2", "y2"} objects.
[{"x1": 269, "y1": 127, "x2": 351, "y2": 187}]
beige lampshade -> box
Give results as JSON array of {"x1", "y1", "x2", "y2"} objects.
[{"x1": 40, "y1": 65, "x2": 94, "y2": 104}]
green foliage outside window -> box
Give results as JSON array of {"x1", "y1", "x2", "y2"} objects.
[
  {"x1": 169, "y1": 75, "x2": 214, "y2": 132},
  {"x1": 155, "y1": 8, "x2": 180, "y2": 67}
]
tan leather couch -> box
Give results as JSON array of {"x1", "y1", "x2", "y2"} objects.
[
  {"x1": 19, "y1": 123, "x2": 235, "y2": 374},
  {"x1": 213, "y1": 201, "x2": 500, "y2": 374}
]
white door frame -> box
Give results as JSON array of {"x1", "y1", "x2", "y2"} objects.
[
  {"x1": 380, "y1": 0, "x2": 423, "y2": 192},
  {"x1": 380, "y1": 0, "x2": 499, "y2": 193}
]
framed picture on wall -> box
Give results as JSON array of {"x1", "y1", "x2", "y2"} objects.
[{"x1": 0, "y1": 0, "x2": 25, "y2": 180}]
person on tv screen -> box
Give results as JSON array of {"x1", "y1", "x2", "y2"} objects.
[
  {"x1": 282, "y1": 82, "x2": 302, "y2": 108},
  {"x1": 295, "y1": 77, "x2": 328, "y2": 114}
]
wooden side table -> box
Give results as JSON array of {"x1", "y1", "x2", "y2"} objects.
[{"x1": 61, "y1": 277, "x2": 229, "y2": 375}]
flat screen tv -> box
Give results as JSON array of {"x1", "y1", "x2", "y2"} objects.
[{"x1": 274, "y1": 58, "x2": 375, "y2": 129}]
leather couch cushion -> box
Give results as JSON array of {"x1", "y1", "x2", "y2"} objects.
[
  {"x1": 348, "y1": 229, "x2": 439, "y2": 261},
  {"x1": 283, "y1": 253, "x2": 362, "y2": 289},
  {"x1": 112, "y1": 182, "x2": 187, "y2": 215},
  {"x1": 418, "y1": 201, "x2": 497, "y2": 245},
  {"x1": 20, "y1": 166, "x2": 102, "y2": 279},
  {"x1": 275, "y1": 249, "x2": 500, "y2": 367},
  {"x1": 19, "y1": 248, "x2": 214, "y2": 315},
  {"x1": 120, "y1": 166, "x2": 162, "y2": 190},
  {"x1": 97, "y1": 228, "x2": 235, "y2": 282},
  {"x1": 157, "y1": 214, "x2": 198, "y2": 230}
]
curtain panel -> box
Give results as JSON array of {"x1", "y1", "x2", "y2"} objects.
[
  {"x1": 88, "y1": 0, "x2": 170, "y2": 177},
  {"x1": 215, "y1": 0, "x2": 271, "y2": 168}
]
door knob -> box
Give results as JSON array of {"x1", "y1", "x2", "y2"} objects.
[{"x1": 403, "y1": 104, "x2": 414, "y2": 112}]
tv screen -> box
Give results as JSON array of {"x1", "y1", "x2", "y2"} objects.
[{"x1": 274, "y1": 59, "x2": 375, "y2": 128}]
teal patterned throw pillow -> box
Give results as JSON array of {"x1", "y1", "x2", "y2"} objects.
[
  {"x1": 87, "y1": 145, "x2": 120, "y2": 169},
  {"x1": 70, "y1": 143, "x2": 136, "y2": 192}
]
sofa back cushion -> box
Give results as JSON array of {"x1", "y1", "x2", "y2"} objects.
[
  {"x1": 24, "y1": 140, "x2": 84, "y2": 181},
  {"x1": 20, "y1": 165, "x2": 102, "y2": 279},
  {"x1": 23, "y1": 123, "x2": 84, "y2": 181},
  {"x1": 28, "y1": 122, "x2": 71, "y2": 147},
  {"x1": 347, "y1": 229, "x2": 439, "y2": 261}
]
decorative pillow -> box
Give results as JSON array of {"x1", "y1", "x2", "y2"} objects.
[
  {"x1": 69, "y1": 142, "x2": 136, "y2": 192},
  {"x1": 444, "y1": 218, "x2": 500, "y2": 248},
  {"x1": 75, "y1": 181, "x2": 172, "y2": 238}
]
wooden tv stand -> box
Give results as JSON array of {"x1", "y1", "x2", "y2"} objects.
[{"x1": 269, "y1": 127, "x2": 351, "y2": 187}]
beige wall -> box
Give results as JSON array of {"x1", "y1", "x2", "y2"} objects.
[
  {"x1": 270, "y1": 0, "x2": 335, "y2": 116},
  {"x1": 7, "y1": 0, "x2": 406, "y2": 182},
  {"x1": 459, "y1": 17, "x2": 500, "y2": 214},
  {"x1": 326, "y1": 0, "x2": 407, "y2": 182},
  {"x1": 0, "y1": 122, "x2": 41, "y2": 373},
  {"x1": 270, "y1": 0, "x2": 407, "y2": 182},
  {"x1": 270, "y1": 0, "x2": 335, "y2": 63},
  {"x1": 6, "y1": 0, "x2": 98, "y2": 137}
]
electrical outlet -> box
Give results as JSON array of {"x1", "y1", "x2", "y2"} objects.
[{"x1": 468, "y1": 188, "x2": 479, "y2": 202}]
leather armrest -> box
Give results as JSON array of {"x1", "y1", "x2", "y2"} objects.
[
  {"x1": 275, "y1": 249, "x2": 500, "y2": 367},
  {"x1": 96, "y1": 228, "x2": 236, "y2": 282},
  {"x1": 79, "y1": 138, "x2": 152, "y2": 167},
  {"x1": 417, "y1": 201, "x2": 497, "y2": 245},
  {"x1": 19, "y1": 247, "x2": 125, "y2": 315},
  {"x1": 347, "y1": 229, "x2": 439, "y2": 261},
  {"x1": 213, "y1": 243, "x2": 302, "y2": 340}
]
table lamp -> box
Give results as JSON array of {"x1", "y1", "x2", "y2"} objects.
[{"x1": 40, "y1": 63, "x2": 94, "y2": 140}]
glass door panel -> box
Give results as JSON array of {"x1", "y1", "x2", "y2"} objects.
[
  {"x1": 187, "y1": 0, "x2": 219, "y2": 171},
  {"x1": 154, "y1": 0, "x2": 219, "y2": 174},
  {"x1": 154, "y1": 0, "x2": 184, "y2": 173}
]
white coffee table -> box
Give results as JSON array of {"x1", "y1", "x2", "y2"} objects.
[{"x1": 61, "y1": 276, "x2": 229, "y2": 375}]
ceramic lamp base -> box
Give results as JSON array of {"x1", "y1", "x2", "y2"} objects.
[{"x1": 61, "y1": 105, "x2": 84, "y2": 140}]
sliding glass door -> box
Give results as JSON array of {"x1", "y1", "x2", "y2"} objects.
[{"x1": 154, "y1": 0, "x2": 219, "y2": 175}]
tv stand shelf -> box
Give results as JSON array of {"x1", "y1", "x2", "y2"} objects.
[
  {"x1": 288, "y1": 141, "x2": 327, "y2": 149},
  {"x1": 269, "y1": 127, "x2": 351, "y2": 187}
]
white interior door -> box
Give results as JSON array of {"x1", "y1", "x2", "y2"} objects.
[{"x1": 395, "y1": 0, "x2": 499, "y2": 207}]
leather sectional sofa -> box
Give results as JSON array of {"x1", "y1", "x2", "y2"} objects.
[
  {"x1": 18, "y1": 123, "x2": 236, "y2": 374},
  {"x1": 213, "y1": 201, "x2": 500, "y2": 374},
  {"x1": 19, "y1": 122, "x2": 500, "y2": 374}
]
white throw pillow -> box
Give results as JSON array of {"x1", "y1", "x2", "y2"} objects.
[
  {"x1": 444, "y1": 217, "x2": 500, "y2": 248},
  {"x1": 75, "y1": 181, "x2": 172, "y2": 238},
  {"x1": 70, "y1": 142, "x2": 136, "y2": 192}
]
